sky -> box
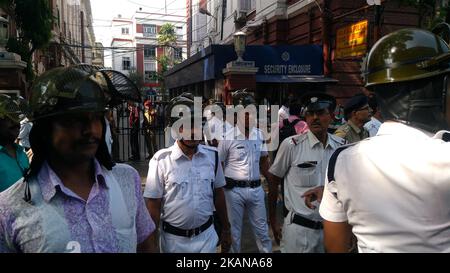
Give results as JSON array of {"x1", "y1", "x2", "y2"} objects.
[{"x1": 90, "y1": 0, "x2": 186, "y2": 67}]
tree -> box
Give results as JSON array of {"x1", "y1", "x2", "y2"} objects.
[
  {"x1": 156, "y1": 23, "x2": 179, "y2": 100},
  {"x1": 127, "y1": 68, "x2": 145, "y2": 98},
  {"x1": 1, "y1": 0, "x2": 54, "y2": 81},
  {"x1": 399, "y1": 0, "x2": 450, "y2": 29},
  {"x1": 157, "y1": 23, "x2": 178, "y2": 68}
]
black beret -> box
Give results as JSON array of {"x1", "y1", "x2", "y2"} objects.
[
  {"x1": 344, "y1": 94, "x2": 368, "y2": 118},
  {"x1": 300, "y1": 92, "x2": 336, "y2": 113}
]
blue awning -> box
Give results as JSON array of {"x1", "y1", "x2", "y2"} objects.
[
  {"x1": 256, "y1": 75, "x2": 338, "y2": 83},
  {"x1": 165, "y1": 45, "x2": 331, "y2": 89}
]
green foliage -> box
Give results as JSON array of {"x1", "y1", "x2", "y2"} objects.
[
  {"x1": 399, "y1": 0, "x2": 450, "y2": 29},
  {"x1": 128, "y1": 69, "x2": 144, "y2": 91},
  {"x1": 157, "y1": 23, "x2": 177, "y2": 47},
  {"x1": 155, "y1": 24, "x2": 179, "y2": 96}
]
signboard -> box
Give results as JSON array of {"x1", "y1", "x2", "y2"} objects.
[
  {"x1": 335, "y1": 20, "x2": 368, "y2": 59},
  {"x1": 243, "y1": 45, "x2": 323, "y2": 75},
  {"x1": 166, "y1": 45, "x2": 324, "y2": 89}
]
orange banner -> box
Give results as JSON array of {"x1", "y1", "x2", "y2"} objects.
[{"x1": 336, "y1": 20, "x2": 368, "y2": 59}]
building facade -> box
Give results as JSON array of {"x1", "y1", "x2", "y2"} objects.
[
  {"x1": 41, "y1": 0, "x2": 96, "y2": 73},
  {"x1": 92, "y1": 42, "x2": 104, "y2": 67},
  {"x1": 0, "y1": 0, "x2": 97, "y2": 98},
  {"x1": 182, "y1": 0, "x2": 430, "y2": 105},
  {"x1": 111, "y1": 10, "x2": 187, "y2": 95}
]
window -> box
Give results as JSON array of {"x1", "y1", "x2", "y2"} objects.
[
  {"x1": 122, "y1": 57, "x2": 131, "y2": 70},
  {"x1": 122, "y1": 27, "x2": 129, "y2": 35},
  {"x1": 144, "y1": 45, "x2": 156, "y2": 59},
  {"x1": 143, "y1": 24, "x2": 157, "y2": 37},
  {"x1": 239, "y1": 0, "x2": 252, "y2": 11},
  {"x1": 176, "y1": 26, "x2": 183, "y2": 40},
  {"x1": 144, "y1": 62, "x2": 157, "y2": 82},
  {"x1": 144, "y1": 62, "x2": 156, "y2": 72},
  {"x1": 174, "y1": 48, "x2": 182, "y2": 60}
]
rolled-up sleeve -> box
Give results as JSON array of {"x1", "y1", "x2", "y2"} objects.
[
  {"x1": 269, "y1": 138, "x2": 292, "y2": 178},
  {"x1": 218, "y1": 139, "x2": 229, "y2": 163},
  {"x1": 214, "y1": 161, "x2": 226, "y2": 188},
  {"x1": 143, "y1": 157, "x2": 164, "y2": 199}
]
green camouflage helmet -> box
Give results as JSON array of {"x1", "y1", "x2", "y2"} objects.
[
  {"x1": 29, "y1": 66, "x2": 108, "y2": 120},
  {"x1": 0, "y1": 94, "x2": 29, "y2": 123},
  {"x1": 29, "y1": 65, "x2": 141, "y2": 121},
  {"x1": 365, "y1": 28, "x2": 450, "y2": 87}
]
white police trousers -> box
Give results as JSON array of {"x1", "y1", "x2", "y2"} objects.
[{"x1": 224, "y1": 186, "x2": 272, "y2": 253}]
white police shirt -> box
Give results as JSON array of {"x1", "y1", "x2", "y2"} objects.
[
  {"x1": 218, "y1": 127, "x2": 268, "y2": 181},
  {"x1": 204, "y1": 116, "x2": 233, "y2": 143},
  {"x1": 364, "y1": 117, "x2": 382, "y2": 137},
  {"x1": 269, "y1": 131, "x2": 344, "y2": 221},
  {"x1": 144, "y1": 143, "x2": 226, "y2": 230},
  {"x1": 319, "y1": 122, "x2": 450, "y2": 252}
]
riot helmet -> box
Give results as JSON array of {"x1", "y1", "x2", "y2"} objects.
[{"x1": 364, "y1": 27, "x2": 450, "y2": 132}]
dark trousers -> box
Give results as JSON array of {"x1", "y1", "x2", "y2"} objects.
[
  {"x1": 130, "y1": 125, "x2": 140, "y2": 160},
  {"x1": 144, "y1": 129, "x2": 157, "y2": 158}
]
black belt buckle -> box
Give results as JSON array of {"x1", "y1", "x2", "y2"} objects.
[{"x1": 187, "y1": 227, "x2": 201, "y2": 237}]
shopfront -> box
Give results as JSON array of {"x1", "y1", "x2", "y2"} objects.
[{"x1": 164, "y1": 44, "x2": 337, "y2": 105}]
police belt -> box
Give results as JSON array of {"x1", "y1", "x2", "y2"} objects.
[
  {"x1": 284, "y1": 211, "x2": 323, "y2": 230},
  {"x1": 225, "y1": 177, "x2": 261, "y2": 189},
  {"x1": 162, "y1": 216, "x2": 213, "y2": 237}
]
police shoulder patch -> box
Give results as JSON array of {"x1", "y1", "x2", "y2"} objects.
[
  {"x1": 334, "y1": 124, "x2": 350, "y2": 138},
  {"x1": 289, "y1": 133, "x2": 307, "y2": 146},
  {"x1": 329, "y1": 134, "x2": 346, "y2": 145}
]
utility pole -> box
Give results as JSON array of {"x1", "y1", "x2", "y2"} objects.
[{"x1": 165, "y1": 0, "x2": 167, "y2": 14}]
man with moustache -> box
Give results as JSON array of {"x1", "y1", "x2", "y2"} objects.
[
  {"x1": 334, "y1": 94, "x2": 370, "y2": 143},
  {"x1": 218, "y1": 90, "x2": 272, "y2": 253},
  {"x1": 144, "y1": 94, "x2": 231, "y2": 253},
  {"x1": 0, "y1": 66, "x2": 155, "y2": 253},
  {"x1": 268, "y1": 92, "x2": 345, "y2": 252},
  {"x1": 0, "y1": 94, "x2": 29, "y2": 192}
]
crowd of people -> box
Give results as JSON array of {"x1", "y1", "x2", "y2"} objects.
[{"x1": 0, "y1": 27, "x2": 449, "y2": 253}]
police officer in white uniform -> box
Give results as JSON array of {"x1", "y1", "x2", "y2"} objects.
[
  {"x1": 218, "y1": 90, "x2": 272, "y2": 253},
  {"x1": 144, "y1": 94, "x2": 231, "y2": 253},
  {"x1": 268, "y1": 93, "x2": 345, "y2": 253},
  {"x1": 320, "y1": 27, "x2": 450, "y2": 253}
]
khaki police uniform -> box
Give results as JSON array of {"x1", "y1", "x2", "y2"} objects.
[
  {"x1": 144, "y1": 143, "x2": 226, "y2": 253},
  {"x1": 320, "y1": 122, "x2": 450, "y2": 252},
  {"x1": 269, "y1": 131, "x2": 345, "y2": 253},
  {"x1": 334, "y1": 120, "x2": 369, "y2": 144}
]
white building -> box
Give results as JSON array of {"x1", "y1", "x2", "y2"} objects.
[
  {"x1": 111, "y1": 15, "x2": 135, "y2": 75},
  {"x1": 111, "y1": 9, "x2": 187, "y2": 92},
  {"x1": 43, "y1": 0, "x2": 97, "y2": 71}
]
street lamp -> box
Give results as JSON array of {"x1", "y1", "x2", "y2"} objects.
[
  {"x1": 0, "y1": 15, "x2": 8, "y2": 51},
  {"x1": 234, "y1": 31, "x2": 246, "y2": 62}
]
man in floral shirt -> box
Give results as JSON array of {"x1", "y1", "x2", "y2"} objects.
[{"x1": 0, "y1": 66, "x2": 155, "y2": 253}]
